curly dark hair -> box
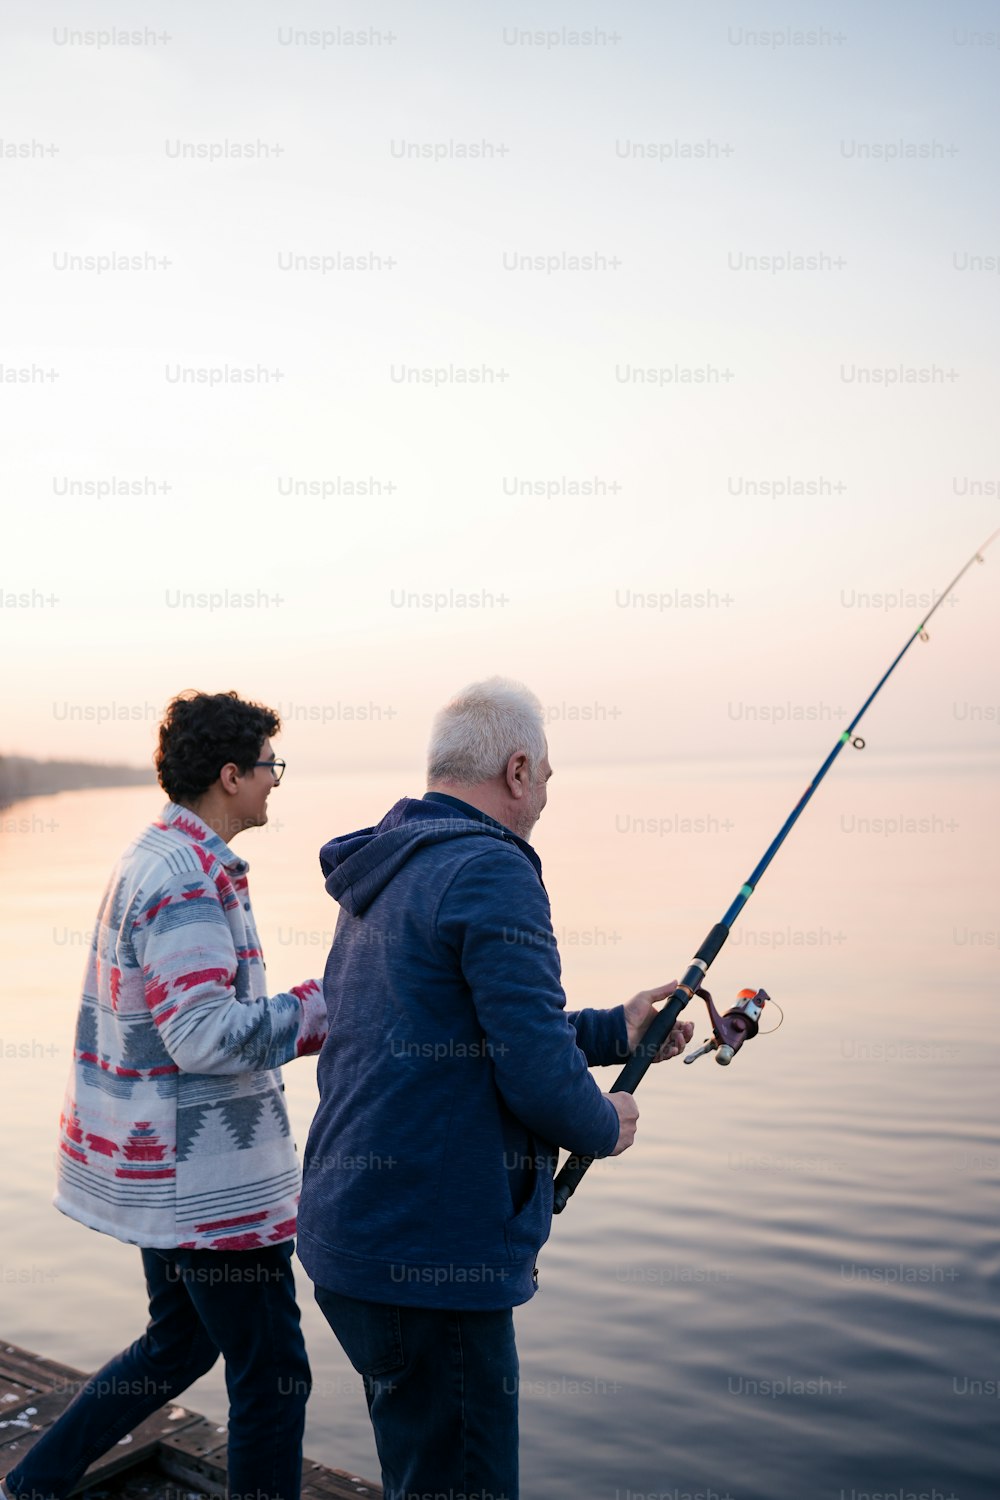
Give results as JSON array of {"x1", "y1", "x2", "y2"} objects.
[{"x1": 155, "y1": 691, "x2": 281, "y2": 804}]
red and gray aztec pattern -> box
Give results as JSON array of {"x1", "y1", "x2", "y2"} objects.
[{"x1": 54, "y1": 802, "x2": 327, "y2": 1251}]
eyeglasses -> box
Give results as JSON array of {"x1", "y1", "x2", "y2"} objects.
[{"x1": 253, "y1": 759, "x2": 286, "y2": 784}]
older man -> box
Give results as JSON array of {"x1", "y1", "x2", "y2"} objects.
[{"x1": 297, "y1": 677, "x2": 691, "y2": 1500}]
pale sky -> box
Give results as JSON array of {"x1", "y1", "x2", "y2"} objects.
[{"x1": 3, "y1": 0, "x2": 998, "y2": 775}]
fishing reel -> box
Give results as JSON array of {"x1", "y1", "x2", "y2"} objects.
[{"x1": 684, "y1": 986, "x2": 778, "y2": 1066}]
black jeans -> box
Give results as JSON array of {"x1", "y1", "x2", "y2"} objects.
[
  {"x1": 5, "y1": 1242, "x2": 310, "y2": 1500},
  {"x1": 314, "y1": 1284, "x2": 519, "y2": 1500}
]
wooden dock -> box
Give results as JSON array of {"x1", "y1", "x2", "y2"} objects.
[{"x1": 0, "y1": 1341, "x2": 381, "y2": 1499}]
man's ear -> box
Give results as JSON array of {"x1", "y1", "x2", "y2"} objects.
[
  {"x1": 218, "y1": 762, "x2": 242, "y2": 797},
  {"x1": 506, "y1": 752, "x2": 529, "y2": 799}
]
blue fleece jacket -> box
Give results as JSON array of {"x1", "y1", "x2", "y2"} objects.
[{"x1": 296, "y1": 794, "x2": 630, "y2": 1309}]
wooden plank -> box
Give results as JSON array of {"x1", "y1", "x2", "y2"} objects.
[
  {"x1": 0, "y1": 1344, "x2": 83, "y2": 1394},
  {"x1": 67, "y1": 1406, "x2": 202, "y2": 1494},
  {"x1": 0, "y1": 1378, "x2": 38, "y2": 1430},
  {"x1": 155, "y1": 1453, "x2": 226, "y2": 1498},
  {"x1": 0, "y1": 1383, "x2": 86, "y2": 1451},
  {"x1": 156, "y1": 1412, "x2": 227, "y2": 1460},
  {"x1": 97, "y1": 1457, "x2": 210, "y2": 1500},
  {"x1": 0, "y1": 1409, "x2": 43, "y2": 1453},
  {"x1": 0, "y1": 1343, "x2": 198, "y2": 1485},
  {"x1": 156, "y1": 1416, "x2": 229, "y2": 1496},
  {"x1": 0, "y1": 1379, "x2": 36, "y2": 1405},
  {"x1": 0, "y1": 1339, "x2": 381, "y2": 1498},
  {"x1": 301, "y1": 1460, "x2": 382, "y2": 1499},
  {"x1": 0, "y1": 1379, "x2": 201, "y2": 1484},
  {"x1": 18, "y1": 1386, "x2": 83, "y2": 1425}
]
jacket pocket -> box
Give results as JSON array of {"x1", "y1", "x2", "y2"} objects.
[{"x1": 503, "y1": 1140, "x2": 554, "y2": 1260}]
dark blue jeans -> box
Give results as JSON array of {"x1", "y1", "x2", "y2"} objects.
[
  {"x1": 4, "y1": 1242, "x2": 310, "y2": 1500},
  {"x1": 313, "y1": 1284, "x2": 518, "y2": 1500}
]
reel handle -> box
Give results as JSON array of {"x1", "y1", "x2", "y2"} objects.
[{"x1": 684, "y1": 987, "x2": 769, "y2": 1066}]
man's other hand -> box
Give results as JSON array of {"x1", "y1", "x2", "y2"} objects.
[{"x1": 606, "y1": 1091, "x2": 639, "y2": 1155}]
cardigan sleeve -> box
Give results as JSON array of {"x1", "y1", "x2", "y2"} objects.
[{"x1": 131, "y1": 870, "x2": 327, "y2": 1074}]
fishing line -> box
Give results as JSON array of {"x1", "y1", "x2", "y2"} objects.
[{"x1": 553, "y1": 528, "x2": 999, "y2": 1213}]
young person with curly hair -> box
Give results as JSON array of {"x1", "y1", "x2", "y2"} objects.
[{"x1": 2, "y1": 691, "x2": 326, "y2": 1500}]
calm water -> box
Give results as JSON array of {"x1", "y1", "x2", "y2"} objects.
[{"x1": 1, "y1": 758, "x2": 997, "y2": 1498}]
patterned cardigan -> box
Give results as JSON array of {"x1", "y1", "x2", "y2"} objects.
[{"x1": 54, "y1": 802, "x2": 327, "y2": 1251}]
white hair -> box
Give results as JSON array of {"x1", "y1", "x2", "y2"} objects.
[{"x1": 427, "y1": 677, "x2": 547, "y2": 786}]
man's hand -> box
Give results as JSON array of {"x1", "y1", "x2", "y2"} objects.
[
  {"x1": 606, "y1": 1091, "x2": 639, "y2": 1155},
  {"x1": 623, "y1": 981, "x2": 695, "y2": 1061}
]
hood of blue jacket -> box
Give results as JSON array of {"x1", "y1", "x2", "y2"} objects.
[{"x1": 320, "y1": 796, "x2": 538, "y2": 917}]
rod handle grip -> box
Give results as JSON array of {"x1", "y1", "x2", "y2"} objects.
[
  {"x1": 552, "y1": 991, "x2": 691, "y2": 1213},
  {"x1": 552, "y1": 922, "x2": 730, "y2": 1215}
]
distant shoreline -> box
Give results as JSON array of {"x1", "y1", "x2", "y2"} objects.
[{"x1": 0, "y1": 755, "x2": 155, "y2": 812}]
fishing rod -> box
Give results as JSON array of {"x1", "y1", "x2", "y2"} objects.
[{"x1": 553, "y1": 527, "x2": 1000, "y2": 1214}]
